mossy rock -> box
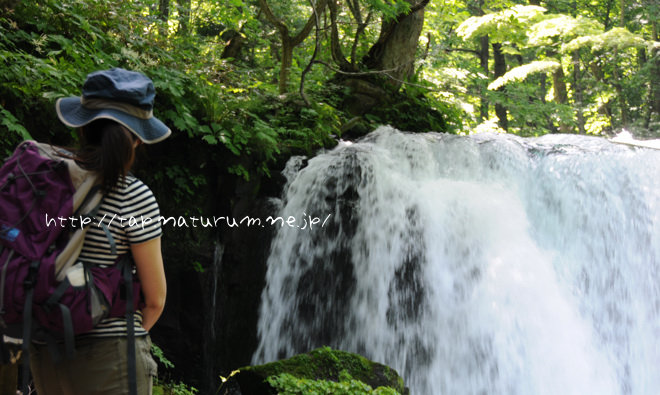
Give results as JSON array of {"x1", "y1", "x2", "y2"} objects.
[{"x1": 218, "y1": 347, "x2": 408, "y2": 395}]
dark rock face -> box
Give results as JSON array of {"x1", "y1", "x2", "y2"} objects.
[
  {"x1": 218, "y1": 347, "x2": 409, "y2": 395},
  {"x1": 215, "y1": 195, "x2": 280, "y2": 377},
  {"x1": 342, "y1": 78, "x2": 389, "y2": 116},
  {"x1": 150, "y1": 167, "x2": 284, "y2": 393}
]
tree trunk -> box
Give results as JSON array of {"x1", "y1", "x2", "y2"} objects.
[
  {"x1": 652, "y1": 21, "x2": 660, "y2": 125},
  {"x1": 176, "y1": 0, "x2": 191, "y2": 35},
  {"x1": 492, "y1": 42, "x2": 508, "y2": 130},
  {"x1": 603, "y1": 0, "x2": 613, "y2": 29},
  {"x1": 479, "y1": 35, "x2": 489, "y2": 122},
  {"x1": 572, "y1": 51, "x2": 586, "y2": 134},
  {"x1": 552, "y1": 65, "x2": 572, "y2": 132},
  {"x1": 279, "y1": 38, "x2": 294, "y2": 95},
  {"x1": 158, "y1": 0, "x2": 170, "y2": 36},
  {"x1": 328, "y1": 0, "x2": 354, "y2": 71},
  {"x1": 159, "y1": 0, "x2": 170, "y2": 21},
  {"x1": 363, "y1": 0, "x2": 428, "y2": 90},
  {"x1": 547, "y1": 48, "x2": 570, "y2": 132},
  {"x1": 259, "y1": 0, "x2": 327, "y2": 94},
  {"x1": 469, "y1": 0, "x2": 489, "y2": 123},
  {"x1": 612, "y1": 50, "x2": 629, "y2": 128},
  {"x1": 338, "y1": 0, "x2": 428, "y2": 117}
]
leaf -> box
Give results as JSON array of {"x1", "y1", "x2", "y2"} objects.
[
  {"x1": 457, "y1": 5, "x2": 546, "y2": 42},
  {"x1": 488, "y1": 60, "x2": 561, "y2": 90},
  {"x1": 0, "y1": 107, "x2": 32, "y2": 140},
  {"x1": 365, "y1": 0, "x2": 411, "y2": 21},
  {"x1": 561, "y1": 27, "x2": 648, "y2": 53},
  {"x1": 202, "y1": 135, "x2": 218, "y2": 145},
  {"x1": 527, "y1": 15, "x2": 603, "y2": 46}
]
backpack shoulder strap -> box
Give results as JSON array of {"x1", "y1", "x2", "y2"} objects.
[
  {"x1": 54, "y1": 187, "x2": 104, "y2": 281},
  {"x1": 30, "y1": 142, "x2": 100, "y2": 211},
  {"x1": 29, "y1": 142, "x2": 105, "y2": 280}
]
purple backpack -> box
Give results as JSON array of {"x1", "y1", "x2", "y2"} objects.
[{"x1": 0, "y1": 141, "x2": 142, "y2": 364}]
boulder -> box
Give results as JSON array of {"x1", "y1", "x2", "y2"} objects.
[{"x1": 218, "y1": 347, "x2": 409, "y2": 395}]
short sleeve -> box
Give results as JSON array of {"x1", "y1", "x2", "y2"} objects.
[{"x1": 121, "y1": 178, "x2": 162, "y2": 244}]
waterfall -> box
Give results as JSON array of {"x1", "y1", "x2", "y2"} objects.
[
  {"x1": 210, "y1": 240, "x2": 223, "y2": 343},
  {"x1": 252, "y1": 126, "x2": 660, "y2": 395}
]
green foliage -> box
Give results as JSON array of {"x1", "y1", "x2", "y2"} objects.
[
  {"x1": 154, "y1": 381, "x2": 199, "y2": 395},
  {"x1": 266, "y1": 371, "x2": 401, "y2": 395},
  {"x1": 364, "y1": 0, "x2": 411, "y2": 21},
  {"x1": 452, "y1": 2, "x2": 658, "y2": 135},
  {"x1": 0, "y1": 105, "x2": 31, "y2": 150},
  {"x1": 527, "y1": 15, "x2": 603, "y2": 47},
  {"x1": 0, "y1": 0, "x2": 347, "y2": 220},
  {"x1": 2, "y1": 0, "x2": 656, "y2": 173},
  {"x1": 457, "y1": 5, "x2": 546, "y2": 44},
  {"x1": 488, "y1": 60, "x2": 560, "y2": 91},
  {"x1": 152, "y1": 343, "x2": 175, "y2": 370},
  {"x1": 562, "y1": 27, "x2": 648, "y2": 53},
  {"x1": 152, "y1": 344, "x2": 198, "y2": 395}
]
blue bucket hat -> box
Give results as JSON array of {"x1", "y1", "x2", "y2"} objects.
[{"x1": 56, "y1": 68, "x2": 171, "y2": 144}]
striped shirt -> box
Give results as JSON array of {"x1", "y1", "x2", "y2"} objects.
[
  {"x1": 79, "y1": 175, "x2": 162, "y2": 338},
  {"x1": 79, "y1": 175, "x2": 162, "y2": 264}
]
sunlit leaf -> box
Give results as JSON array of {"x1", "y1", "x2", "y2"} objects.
[
  {"x1": 527, "y1": 15, "x2": 603, "y2": 46},
  {"x1": 561, "y1": 27, "x2": 648, "y2": 53},
  {"x1": 457, "y1": 5, "x2": 546, "y2": 43},
  {"x1": 488, "y1": 60, "x2": 560, "y2": 90}
]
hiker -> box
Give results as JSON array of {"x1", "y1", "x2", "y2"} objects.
[{"x1": 28, "y1": 68, "x2": 170, "y2": 394}]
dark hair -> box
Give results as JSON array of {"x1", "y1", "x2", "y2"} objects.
[{"x1": 75, "y1": 119, "x2": 137, "y2": 192}]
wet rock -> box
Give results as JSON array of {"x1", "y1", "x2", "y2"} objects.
[{"x1": 218, "y1": 347, "x2": 409, "y2": 395}]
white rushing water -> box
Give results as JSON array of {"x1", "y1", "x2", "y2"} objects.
[{"x1": 252, "y1": 126, "x2": 660, "y2": 395}]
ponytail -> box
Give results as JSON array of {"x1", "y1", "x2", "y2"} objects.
[{"x1": 75, "y1": 119, "x2": 137, "y2": 193}]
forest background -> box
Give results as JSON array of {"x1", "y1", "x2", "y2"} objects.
[{"x1": 1, "y1": 0, "x2": 658, "y2": 392}]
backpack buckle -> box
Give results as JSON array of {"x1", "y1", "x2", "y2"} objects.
[
  {"x1": 23, "y1": 261, "x2": 40, "y2": 289},
  {"x1": 23, "y1": 277, "x2": 36, "y2": 289}
]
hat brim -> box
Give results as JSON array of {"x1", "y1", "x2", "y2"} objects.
[{"x1": 56, "y1": 97, "x2": 171, "y2": 144}]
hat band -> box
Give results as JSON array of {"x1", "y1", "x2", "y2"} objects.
[{"x1": 81, "y1": 97, "x2": 153, "y2": 120}]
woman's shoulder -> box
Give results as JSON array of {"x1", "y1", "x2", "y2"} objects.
[{"x1": 110, "y1": 175, "x2": 156, "y2": 199}]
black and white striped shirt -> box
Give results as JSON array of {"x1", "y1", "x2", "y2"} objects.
[
  {"x1": 79, "y1": 175, "x2": 162, "y2": 338},
  {"x1": 79, "y1": 175, "x2": 162, "y2": 264}
]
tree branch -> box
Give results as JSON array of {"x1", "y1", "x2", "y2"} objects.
[
  {"x1": 312, "y1": 59, "x2": 405, "y2": 76},
  {"x1": 347, "y1": 0, "x2": 361, "y2": 23},
  {"x1": 351, "y1": 11, "x2": 372, "y2": 66},
  {"x1": 442, "y1": 47, "x2": 481, "y2": 57},
  {"x1": 328, "y1": 0, "x2": 353, "y2": 70},
  {"x1": 313, "y1": 59, "x2": 444, "y2": 93},
  {"x1": 292, "y1": 0, "x2": 329, "y2": 46},
  {"x1": 258, "y1": 0, "x2": 289, "y2": 36},
  {"x1": 300, "y1": 0, "x2": 324, "y2": 106}
]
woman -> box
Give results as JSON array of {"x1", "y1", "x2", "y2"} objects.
[{"x1": 29, "y1": 68, "x2": 170, "y2": 394}]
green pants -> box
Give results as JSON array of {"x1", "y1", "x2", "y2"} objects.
[{"x1": 30, "y1": 335, "x2": 157, "y2": 395}]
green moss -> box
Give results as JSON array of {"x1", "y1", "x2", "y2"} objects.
[
  {"x1": 266, "y1": 372, "x2": 401, "y2": 395},
  {"x1": 236, "y1": 347, "x2": 407, "y2": 395}
]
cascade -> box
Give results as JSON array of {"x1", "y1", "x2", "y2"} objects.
[{"x1": 252, "y1": 126, "x2": 660, "y2": 395}]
